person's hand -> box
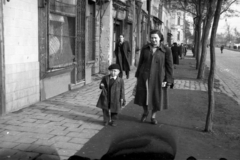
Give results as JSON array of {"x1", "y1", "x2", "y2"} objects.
[
  {"x1": 100, "y1": 83, "x2": 104, "y2": 88},
  {"x1": 162, "y1": 82, "x2": 167, "y2": 87},
  {"x1": 121, "y1": 99, "x2": 126, "y2": 108}
]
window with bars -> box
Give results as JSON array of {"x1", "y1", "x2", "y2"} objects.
[{"x1": 48, "y1": 0, "x2": 77, "y2": 70}]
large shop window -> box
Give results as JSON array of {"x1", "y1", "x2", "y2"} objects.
[{"x1": 48, "y1": 0, "x2": 77, "y2": 70}]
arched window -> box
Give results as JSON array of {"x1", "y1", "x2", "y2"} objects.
[{"x1": 177, "y1": 31, "x2": 180, "y2": 40}]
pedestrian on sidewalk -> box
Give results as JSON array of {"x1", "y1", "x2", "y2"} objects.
[
  {"x1": 115, "y1": 34, "x2": 131, "y2": 79},
  {"x1": 220, "y1": 45, "x2": 224, "y2": 53},
  {"x1": 96, "y1": 64, "x2": 126, "y2": 127},
  {"x1": 134, "y1": 29, "x2": 174, "y2": 125},
  {"x1": 171, "y1": 42, "x2": 180, "y2": 69}
]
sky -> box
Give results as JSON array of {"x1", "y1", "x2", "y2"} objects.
[{"x1": 217, "y1": 2, "x2": 240, "y2": 34}]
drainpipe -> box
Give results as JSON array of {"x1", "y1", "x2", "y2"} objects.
[
  {"x1": 131, "y1": 0, "x2": 136, "y2": 67},
  {"x1": 0, "y1": 0, "x2": 6, "y2": 115},
  {"x1": 147, "y1": 0, "x2": 151, "y2": 41}
]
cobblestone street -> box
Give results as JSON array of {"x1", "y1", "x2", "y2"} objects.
[{"x1": 0, "y1": 55, "x2": 235, "y2": 159}]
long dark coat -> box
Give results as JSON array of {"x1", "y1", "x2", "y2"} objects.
[
  {"x1": 171, "y1": 45, "x2": 180, "y2": 65},
  {"x1": 96, "y1": 75, "x2": 125, "y2": 113},
  {"x1": 115, "y1": 41, "x2": 131, "y2": 73},
  {"x1": 134, "y1": 44, "x2": 174, "y2": 111}
]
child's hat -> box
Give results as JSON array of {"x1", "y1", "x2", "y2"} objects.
[{"x1": 108, "y1": 64, "x2": 120, "y2": 70}]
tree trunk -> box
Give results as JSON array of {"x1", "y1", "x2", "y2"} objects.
[
  {"x1": 197, "y1": 0, "x2": 217, "y2": 79},
  {"x1": 195, "y1": 0, "x2": 202, "y2": 70},
  {"x1": 205, "y1": 0, "x2": 223, "y2": 132}
]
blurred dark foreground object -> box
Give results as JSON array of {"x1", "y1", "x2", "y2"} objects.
[{"x1": 68, "y1": 152, "x2": 174, "y2": 160}]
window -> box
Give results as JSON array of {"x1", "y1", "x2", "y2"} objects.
[
  {"x1": 178, "y1": 16, "x2": 180, "y2": 25},
  {"x1": 48, "y1": 0, "x2": 77, "y2": 70},
  {"x1": 177, "y1": 31, "x2": 180, "y2": 40}
]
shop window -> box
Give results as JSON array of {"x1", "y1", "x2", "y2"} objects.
[{"x1": 48, "y1": 0, "x2": 77, "y2": 70}]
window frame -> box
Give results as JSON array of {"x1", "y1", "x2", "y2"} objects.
[{"x1": 46, "y1": 0, "x2": 77, "y2": 73}]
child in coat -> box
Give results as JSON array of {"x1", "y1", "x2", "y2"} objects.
[{"x1": 96, "y1": 64, "x2": 126, "y2": 126}]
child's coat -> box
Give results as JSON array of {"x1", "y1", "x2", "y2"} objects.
[{"x1": 97, "y1": 75, "x2": 125, "y2": 113}]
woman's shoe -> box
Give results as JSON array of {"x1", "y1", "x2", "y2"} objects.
[
  {"x1": 140, "y1": 112, "x2": 149, "y2": 123},
  {"x1": 151, "y1": 118, "x2": 158, "y2": 125}
]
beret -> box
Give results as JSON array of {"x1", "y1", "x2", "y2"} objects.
[{"x1": 108, "y1": 64, "x2": 120, "y2": 70}]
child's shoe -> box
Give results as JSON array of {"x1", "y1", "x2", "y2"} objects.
[
  {"x1": 109, "y1": 121, "x2": 117, "y2": 127},
  {"x1": 103, "y1": 121, "x2": 108, "y2": 126}
]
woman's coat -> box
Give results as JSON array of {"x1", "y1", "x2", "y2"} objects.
[
  {"x1": 96, "y1": 75, "x2": 125, "y2": 113},
  {"x1": 134, "y1": 44, "x2": 174, "y2": 111}
]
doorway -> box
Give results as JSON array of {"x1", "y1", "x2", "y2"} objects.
[{"x1": 113, "y1": 21, "x2": 121, "y2": 62}]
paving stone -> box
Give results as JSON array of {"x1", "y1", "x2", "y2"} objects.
[
  {"x1": 65, "y1": 126, "x2": 84, "y2": 132},
  {"x1": 0, "y1": 141, "x2": 19, "y2": 149},
  {"x1": 30, "y1": 145, "x2": 59, "y2": 155},
  {"x1": 15, "y1": 137, "x2": 38, "y2": 144},
  {"x1": 0, "y1": 135, "x2": 21, "y2": 142},
  {"x1": 34, "y1": 120, "x2": 50, "y2": 124},
  {"x1": 61, "y1": 123, "x2": 81, "y2": 128},
  {"x1": 26, "y1": 133, "x2": 55, "y2": 140},
  {"x1": 0, "y1": 148, "x2": 19, "y2": 157},
  {"x1": 53, "y1": 142, "x2": 83, "y2": 150},
  {"x1": 34, "y1": 139, "x2": 55, "y2": 146},
  {"x1": 57, "y1": 148, "x2": 78, "y2": 157},
  {"x1": 50, "y1": 129, "x2": 70, "y2": 136},
  {"x1": 13, "y1": 143, "x2": 32, "y2": 151},
  {"x1": 35, "y1": 154, "x2": 61, "y2": 160},
  {"x1": 50, "y1": 135, "x2": 72, "y2": 142},
  {"x1": 69, "y1": 138, "x2": 89, "y2": 144},
  {"x1": 9, "y1": 151, "x2": 39, "y2": 160}
]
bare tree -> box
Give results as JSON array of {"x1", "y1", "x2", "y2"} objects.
[
  {"x1": 197, "y1": 0, "x2": 239, "y2": 79},
  {"x1": 205, "y1": 0, "x2": 223, "y2": 132},
  {"x1": 197, "y1": 0, "x2": 217, "y2": 79}
]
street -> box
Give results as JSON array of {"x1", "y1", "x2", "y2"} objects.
[{"x1": 206, "y1": 48, "x2": 240, "y2": 104}]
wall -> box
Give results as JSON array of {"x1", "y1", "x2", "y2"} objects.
[
  {"x1": 3, "y1": 0, "x2": 39, "y2": 112},
  {"x1": 99, "y1": 1, "x2": 113, "y2": 73}
]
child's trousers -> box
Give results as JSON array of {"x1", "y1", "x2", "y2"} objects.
[{"x1": 102, "y1": 109, "x2": 118, "y2": 122}]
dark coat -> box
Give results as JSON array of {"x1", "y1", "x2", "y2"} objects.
[
  {"x1": 115, "y1": 41, "x2": 131, "y2": 72},
  {"x1": 96, "y1": 75, "x2": 125, "y2": 113},
  {"x1": 171, "y1": 45, "x2": 180, "y2": 65},
  {"x1": 134, "y1": 44, "x2": 174, "y2": 111}
]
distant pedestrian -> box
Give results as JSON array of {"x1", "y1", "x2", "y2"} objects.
[
  {"x1": 171, "y1": 42, "x2": 180, "y2": 69},
  {"x1": 179, "y1": 43, "x2": 184, "y2": 59},
  {"x1": 191, "y1": 45, "x2": 194, "y2": 57},
  {"x1": 115, "y1": 34, "x2": 131, "y2": 79},
  {"x1": 96, "y1": 64, "x2": 126, "y2": 127},
  {"x1": 183, "y1": 44, "x2": 187, "y2": 56},
  {"x1": 134, "y1": 29, "x2": 174, "y2": 125},
  {"x1": 220, "y1": 45, "x2": 224, "y2": 53}
]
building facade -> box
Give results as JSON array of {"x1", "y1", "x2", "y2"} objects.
[
  {"x1": 170, "y1": 10, "x2": 185, "y2": 44},
  {"x1": 1, "y1": 0, "x2": 184, "y2": 115}
]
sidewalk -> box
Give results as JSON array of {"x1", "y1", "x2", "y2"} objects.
[{"x1": 0, "y1": 51, "x2": 239, "y2": 160}]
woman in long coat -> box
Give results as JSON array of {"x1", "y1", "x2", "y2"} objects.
[
  {"x1": 115, "y1": 34, "x2": 131, "y2": 79},
  {"x1": 134, "y1": 30, "x2": 174, "y2": 125}
]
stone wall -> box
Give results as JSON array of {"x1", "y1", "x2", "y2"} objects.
[{"x1": 3, "y1": 0, "x2": 39, "y2": 112}]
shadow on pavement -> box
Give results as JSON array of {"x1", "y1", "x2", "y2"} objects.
[{"x1": 0, "y1": 145, "x2": 60, "y2": 160}]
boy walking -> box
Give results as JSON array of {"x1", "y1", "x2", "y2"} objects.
[{"x1": 97, "y1": 64, "x2": 126, "y2": 126}]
